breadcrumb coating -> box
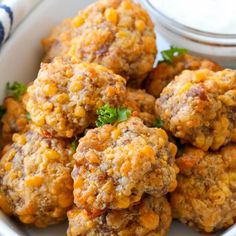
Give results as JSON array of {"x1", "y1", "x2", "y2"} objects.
[
  {"x1": 42, "y1": 0, "x2": 157, "y2": 86},
  {"x1": 156, "y1": 69, "x2": 236, "y2": 151},
  {"x1": 171, "y1": 145, "x2": 236, "y2": 233},
  {"x1": 26, "y1": 60, "x2": 126, "y2": 138},
  {"x1": 145, "y1": 54, "x2": 222, "y2": 98},
  {"x1": 67, "y1": 195, "x2": 171, "y2": 236},
  {"x1": 0, "y1": 129, "x2": 74, "y2": 227},
  {"x1": 72, "y1": 117, "x2": 178, "y2": 211}
]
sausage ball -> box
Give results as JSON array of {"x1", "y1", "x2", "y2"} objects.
[
  {"x1": 125, "y1": 88, "x2": 156, "y2": 126},
  {"x1": 42, "y1": 0, "x2": 157, "y2": 86},
  {"x1": 67, "y1": 195, "x2": 171, "y2": 236},
  {"x1": 170, "y1": 145, "x2": 236, "y2": 233},
  {"x1": 42, "y1": 18, "x2": 73, "y2": 62},
  {"x1": 1, "y1": 96, "x2": 29, "y2": 146},
  {"x1": 156, "y1": 69, "x2": 236, "y2": 151},
  {"x1": 26, "y1": 60, "x2": 126, "y2": 138},
  {"x1": 72, "y1": 117, "x2": 178, "y2": 211},
  {"x1": 145, "y1": 53, "x2": 222, "y2": 98},
  {"x1": 0, "y1": 130, "x2": 74, "y2": 227}
]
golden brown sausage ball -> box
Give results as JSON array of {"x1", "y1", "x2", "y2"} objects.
[
  {"x1": 26, "y1": 60, "x2": 126, "y2": 138},
  {"x1": 156, "y1": 69, "x2": 236, "y2": 151},
  {"x1": 170, "y1": 145, "x2": 236, "y2": 233},
  {"x1": 42, "y1": 0, "x2": 157, "y2": 86},
  {"x1": 126, "y1": 88, "x2": 156, "y2": 114},
  {"x1": 0, "y1": 129, "x2": 74, "y2": 227},
  {"x1": 72, "y1": 117, "x2": 178, "y2": 212},
  {"x1": 42, "y1": 18, "x2": 73, "y2": 62},
  {"x1": 67, "y1": 195, "x2": 171, "y2": 236},
  {"x1": 125, "y1": 88, "x2": 156, "y2": 126},
  {"x1": 1, "y1": 97, "x2": 29, "y2": 146},
  {"x1": 145, "y1": 53, "x2": 222, "y2": 98}
]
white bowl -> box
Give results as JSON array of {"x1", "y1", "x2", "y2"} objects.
[
  {"x1": 141, "y1": 0, "x2": 236, "y2": 68},
  {"x1": 0, "y1": 0, "x2": 235, "y2": 235}
]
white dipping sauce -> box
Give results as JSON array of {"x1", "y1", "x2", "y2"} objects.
[{"x1": 149, "y1": 0, "x2": 236, "y2": 34}]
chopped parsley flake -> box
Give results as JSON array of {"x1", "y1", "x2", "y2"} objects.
[
  {"x1": 71, "y1": 136, "x2": 79, "y2": 151},
  {"x1": 96, "y1": 104, "x2": 131, "y2": 127},
  {"x1": 26, "y1": 112, "x2": 31, "y2": 121},
  {"x1": 154, "y1": 119, "x2": 164, "y2": 128},
  {"x1": 6, "y1": 82, "x2": 27, "y2": 100},
  {"x1": 160, "y1": 46, "x2": 188, "y2": 64}
]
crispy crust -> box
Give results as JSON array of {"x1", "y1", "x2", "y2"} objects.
[
  {"x1": 0, "y1": 129, "x2": 74, "y2": 227},
  {"x1": 156, "y1": 69, "x2": 236, "y2": 151},
  {"x1": 26, "y1": 60, "x2": 126, "y2": 138},
  {"x1": 67, "y1": 195, "x2": 172, "y2": 236},
  {"x1": 42, "y1": 0, "x2": 157, "y2": 85},
  {"x1": 145, "y1": 54, "x2": 222, "y2": 98},
  {"x1": 171, "y1": 145, "x2": 236, "y2": 233},
  {"x1": 72, "y1": 117, "x2": 178, "y2": 211}
]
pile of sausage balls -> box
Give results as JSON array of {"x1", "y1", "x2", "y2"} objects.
[{"x1": 1, "y1": 0, "x2": 236, "y2": 235}]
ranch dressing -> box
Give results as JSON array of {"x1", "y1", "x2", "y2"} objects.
[{"x1": 149, "y1": 0, "x2": 236, "y2": 34}]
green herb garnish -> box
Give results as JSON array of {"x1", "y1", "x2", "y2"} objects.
[
  {"x1": 160, "y1": 46, "x2": 188, "y2": 64},
  {"x1": 96, "y1": 104, "x2": 131, "y2": 127},
  {"x1": 6, "y1": 82, "x2": 27, "y2": 100},
  {"x1": 117, "y1": 107, "x2": 132, "y2": 122},
  {"x1": 26, "y1": 112, "x2": 31, "y2": 121},
  {"x1": 96, "y1": 104, "x2": 118, "y2": 127},
  {"x1": 0, "y1": 106, "x2": 6, "y2": 119},
  {"x1": 71, "y1": 136, "x2": 79, "y2": 151},
  {"x1": 154, "y1": 119, "x2": 164, "y2": 128}
]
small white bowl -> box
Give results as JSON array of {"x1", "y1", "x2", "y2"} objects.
[{"x1": 141, "y1": 0, "x2": 236, "y2": 68}]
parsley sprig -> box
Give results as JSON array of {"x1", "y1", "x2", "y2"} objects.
[
  {"x1": 154, "y1": 119, "x2": 164, "y2": 128},
  {"x1": 160, "y1": 46, "x2": 188, "y2": 64},
  {"x1": 6, "y1": 82, "x2": 27, "y2": 100},
  {"x1": 96, "y1": 104, "x2": 131, "y2": 127},
  {"x1": 117, "y1": 107, "x2": 132, "y2": 122}
]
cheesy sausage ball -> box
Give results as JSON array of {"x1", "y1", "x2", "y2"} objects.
[
  {"x1": 26, "y1": 60, "x2": 126, "y2": 138},
  {"x1": 145, "y1": 53, "x2": 222, "y2": 98},
  {"x1": 43, "y1": 0, "x2": 157, "y2": 85},
  {"x1": 42, "y1": 18, "x2": 73, "y2": 62},
  {"x1": 156, "y1": 69, "x2": 236, "y2": 151},
  {"x1": 170, "y1": 145, "x2": 236, "y2": 233},
  {"x1": 67, "y1": 195, "x2": 171, "y2": 236},
  {"x1": 1, "y1": 96, "x2": 29, "y2": 146},
  {"x1": 125, "y1": 88, "x2": 156, "y2": 126},
  {"x1": 0, "y1": 129, "x2": 74, "y2": 227},
  {"x1": 72, "y1": 117, "x2": 178, "y2": 211}
]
